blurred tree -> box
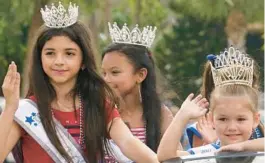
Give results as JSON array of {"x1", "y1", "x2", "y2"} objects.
[
  {"x1": 155, "y1": 16, "x2": 227, "y2": 106},
  {"x1": 0, "y1": 0, "x2": 34, "y2": 96},
  {"x1": 169, "y1": 0, "x2": 264, "y2": 53}
]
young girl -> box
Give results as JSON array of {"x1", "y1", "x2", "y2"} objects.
[
  {"x1": 185, "y1": 50, "x2": 263, "y2": 149},
  {"x1": 157, "y1": 47, "x2": 264, "y2": 161},
  {"x1": 101, "y1": 23, "x2": 175, "y2": 161},
  {"x1": 0, "y1": 2, "x2": 158, "y2": 163}
]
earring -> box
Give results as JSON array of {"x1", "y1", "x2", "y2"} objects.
[{"x1": 138, "y1": 83, "x2": 142, "y2": 103}]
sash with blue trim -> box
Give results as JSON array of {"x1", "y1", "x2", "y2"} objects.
[
  {"x1": 1, "y1": 99, "x2": 87, "y2": 163},
  {"x1": 187, "y1": 140, "x2": 220, "y2": 155}
]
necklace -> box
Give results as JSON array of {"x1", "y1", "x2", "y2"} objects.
[{"x1": 51, "y1": 93, "x2": 85, "y2": 149}]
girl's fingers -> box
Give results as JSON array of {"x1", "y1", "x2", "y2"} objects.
[
  {"x1": 10, "y1": 61, "x2": 16, "y2": 72},
  {"x1": 10, "y1": 63, "x2": 17, "y2": 86},
  {"x1": 192, "y1": 94, "x2": 202, "y2": 104},
  {"x1": 198, "y1": 98, "x2": 207, "y2": 106},
  {"x1": 197, "y1": 120, "x2": 202, "y2": 132},
  {"x1": 218, "y1": 146, "x2": 231, "y2": 152},
  {"x1": 201, "y1": 115, "x2": 206, "y2": 126},
  {"x1": 205, "y1": 113, "x2": 211, "y2": 126},
  {"x1": 186, "y1": 93, "x2": 194, "y2": 101},
  {"x1": 2, "y1": 62, "x2": 19, "y2": 91},
  {"x1": 14, "y1": 72, "x2": 21, "y2": 89},
  {"x1": 200, "y1": 108, "x2": 208, "y2": 117},
  {"x1": 201, "y1": 101, "x2": 209, "y2": 109}
]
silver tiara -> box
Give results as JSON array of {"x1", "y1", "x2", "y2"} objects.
[
  {"x1": 209, "y1": 46, "x2": 254, "y2": 87},
  {"x1": 40, "y1": 2, "x2": 79, "y2": 28},
  {"x1": 108, "y1": 22, "x2": 157, "y2": 48}
]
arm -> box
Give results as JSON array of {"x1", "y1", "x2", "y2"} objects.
[
  {"x1": 157, "y1": 94, "x2": 208, "y2": 161},
  {"x1": 0, "y1": 62, "x2": 21, "y2": 161},
  {"x1": 0, "y1": 116, "x2": 21, "y2": 162},
  {"x1": 109, "y1": 117, "x2": 158, "y2": 163},
  {"x1": 218, "y1": 138, "x2": 264, "y2": 152},
  {"x1": 161, "y1": 105, "x2": 173, "y2": 135},
  {"x1": 161, "y1": 105, "x2": 183, "y2": 150},
  {"x1": 157, "y1": 111, "x2": 190, "y2": 161}
]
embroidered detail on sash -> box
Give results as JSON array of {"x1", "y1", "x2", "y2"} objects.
[{"x1": 25, "y1": 112, "x2": 40, "y2": 126}]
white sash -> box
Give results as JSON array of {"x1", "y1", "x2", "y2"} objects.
[
  {"x1": 187, "y1": 141, "x2": 220, "y2": 155},
  {"x1": 2, "y1": 99, "x2": 87, "y2": 163}
]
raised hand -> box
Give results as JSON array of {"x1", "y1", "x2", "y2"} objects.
[
  {"x1": 179, "y1": 94, "x2": 208, "y2": 120},
  {"x1": 197, "y1": 113, "x2": 218, "y2": 144},
  {"x1": 1, "y1": 61, "x2": 20, "y2": 112}
]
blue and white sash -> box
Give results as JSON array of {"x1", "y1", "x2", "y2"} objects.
[
  {"x1": 1, "y1": 99, "x2": 87, "y2": 163},
  {"x1": 187, "y1": 140, "x2": 220, "y2": 155},
  {"x1": 0, "y1": 99, "x2": 135, "y2": 163}
]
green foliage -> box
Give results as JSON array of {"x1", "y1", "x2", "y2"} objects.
[
  {"x1": 169, "y1": 0, "x2": 264, "y2": 22},
  {"x1": 0, "y1": 0, "x2": 33, "y2": 95},
  {"x1": 59, "y1": 0, "x2": 99, "y2": 13},
  {"x1": 155, "y1": 16, "x2": 227, "y2": 105},
  {"x1": 99, "y1": 0, "x2": 170, "y2": 54},
  {"x1": 111, "y1": 0, "x2": 169, "y2": 27}
]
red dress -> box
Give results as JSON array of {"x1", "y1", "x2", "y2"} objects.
[{"x1": 21, "y1": 97, "x2": 120, "y2": 163}]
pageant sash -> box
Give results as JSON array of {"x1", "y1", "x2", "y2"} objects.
[
  {"x1": 187, "y1": 141, "x2": 220, "y2": 155},
  {"x1": 11, "y1": 99, "x2": 86, "y2": 163}
]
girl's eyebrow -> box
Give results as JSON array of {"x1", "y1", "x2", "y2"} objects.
[
  {"x1": 65, "y1": 48, "x2": 77, "y2": 51},
  {"x1": 43, "y1": 48, "x2": 78, "y2": 51},
  {"x1": 43, "y1": 48, "x2": 55, "y2": 51},
  {"x1": 110, "y1": 66, "x2": 120, "y2": 69},
  {"x1": 237, "y1": 114, "x2": 248, "y2": 117}
]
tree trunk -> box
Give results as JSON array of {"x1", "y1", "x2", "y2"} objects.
[
  {"x1": 88, "y1": 11, "x2": 101, "y2": 68},
  {"x1": 104, "y1": 0, "x2": 112, "y2": 34},
  {"x1": 225, "y1": 9, "x2": 247, "y2": 53},
  {"x1": 22, "y1": 0, "x2": 49, "y2": 96},
  {"x1": 134, "y1": 0, "x2": 141, "y2": 24}
]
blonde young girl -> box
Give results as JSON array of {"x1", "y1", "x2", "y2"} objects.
[
  {"x1": 0, "y1": 2, "x2": 158, "y2": 163},
  {"x1": 157, "y1": 47, "x2": 264, "y2": 161},
  {"x1": 185, "y1": 54, "x2": 263, "y2": 149}
]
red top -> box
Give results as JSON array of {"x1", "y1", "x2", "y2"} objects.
[{"x1": 21, "y1": 96, "x2": 120, "y2": 163}]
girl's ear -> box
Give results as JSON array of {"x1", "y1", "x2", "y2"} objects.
[
  {"x1": 136, "y1": 68, "x2": 147, "y2": 83},
  {"x1": 253, "y1": 112, "x2": 260, "y2": 129}
]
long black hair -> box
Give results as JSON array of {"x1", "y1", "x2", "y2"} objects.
[
  {"x1": 14, "y1": 21, "x2": 116, "y2": 162},
  {"x1": 102, "y1": 43, "x2": 162, "y2": 152}
]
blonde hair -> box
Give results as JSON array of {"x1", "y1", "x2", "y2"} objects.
[{"x1": 210, "y1": 84, "x2": 259, "y2": 113}]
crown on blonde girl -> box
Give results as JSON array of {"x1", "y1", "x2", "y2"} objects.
[{"x1": 208, "y1": 46, "x2": 254, "y2": 87}]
